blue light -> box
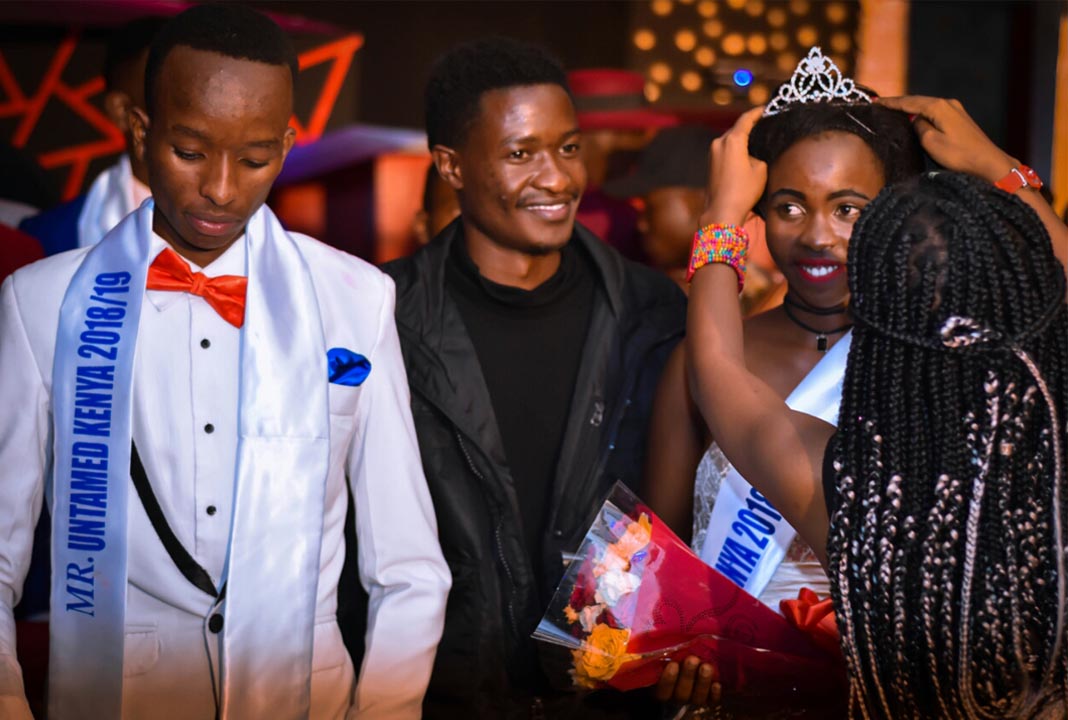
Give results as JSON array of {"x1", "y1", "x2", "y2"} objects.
[{"x1": 733, "y1": 69, "x2": 753, "y2": 87}]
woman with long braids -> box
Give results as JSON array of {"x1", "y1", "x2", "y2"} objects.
[{"x1": 684, "y1": 87, "x2": 1068, "y2": 719}]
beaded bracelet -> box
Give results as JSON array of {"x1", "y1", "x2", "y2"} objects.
[{"x1": 686, "y1": 223, "x2": 749, "y2": 292}]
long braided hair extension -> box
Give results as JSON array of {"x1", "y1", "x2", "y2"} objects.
[{"x1": 828, "y1": 172, "x2": 1068, "y2": 719}]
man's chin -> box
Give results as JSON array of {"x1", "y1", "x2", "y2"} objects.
[
  {"x1": 524, "y1": 240, "x2": 568, "y2": 257},
  {"x1": 524, "y1": 225, "x2": 574, "y2": 256}
]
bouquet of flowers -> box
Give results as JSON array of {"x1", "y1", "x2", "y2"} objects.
[{"x1": 534, "y1": 483, "x2": 846, "y2": 715}]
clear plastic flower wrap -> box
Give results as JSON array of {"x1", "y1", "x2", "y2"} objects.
[{"x1": 533, "y1": 483, "x2": 847, "y2": 716}]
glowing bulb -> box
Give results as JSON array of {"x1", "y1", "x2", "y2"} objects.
[
  {"x1": 726, "y1": 0, "x2": 746, "y2": 8},
  {"x1": 748, "y1": 83, "x2": 770, "y2": 105},
  {"x1": 697, "y1": 0, "x2": 717, "y2": 17},
  {"x1": 649, "y1": 62, "x2": 673, "y2": 84},
  {"x1": 645, "y1": 81, "x2": 662, "y2": 102},
  {"x1": 777, "y1": 52, "x2": 799, "y2": 72},
  {"x1": 766, "y1": 7, "x2": 787, "y2": 27},
  {"x1": 797, "y1": 24, "x2": 818, "y2": 47},
  {"x1": 722, "y1": 32, "x2": 745, "y2": 55},
  {"x1": 747, "y1": 33, "x2": 767, "y2": 54},
  {"x1": 830, "y1": 31, "x2": 852, "y2": 53},
  {"x1": 695, "y1": 46, "x2": 716, "y2": 66},
  {"x1": 745, "y1": 0, "x2": 765, "y2": 16},
  {"x1": 681, "y1": 71, "x2": 703, "y2": 92},
  {"x1": 675, "y1": 29, "x2": 698, "y2": 52},
  {"x1": 713, "y1": 88, "x2": 734, "y2": 105},
  {"x1": 769, "y1": 31, "x2": 788, "y2": 51},
  {"x1": 733, "y1": 68, "x2": 754, "y2": 87},
  {"x1": 789, "y1": 0, "x2": 810, "y2": 15},
  {"x1": 634, "y1": 29, "x2": 657, "y2": 50},
  {"x1": 651, "y1": 0, "x2": 674, "y2": 16},
  {"x1": 825, "y1": 2, "x2": 848, "y2": 24},
  {"x1": 703, "y1": 20, "x2": 724, "y2": 38}
]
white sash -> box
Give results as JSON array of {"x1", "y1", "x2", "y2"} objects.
[
  {"x1": 77, "y1": 156, "x2": 138, "y2": 249},
  {"x1": 50, "y1": 200, "x2": 329, "y2": 719},
  {"x1": 50, "y1": 196, "x2": 150, "y2": 720},
  {"x1": 698, "y1": 332, "x2": 851, "y2": 598}
]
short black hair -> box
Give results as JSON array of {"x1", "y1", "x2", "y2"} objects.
[
  {"x1": 144, "y1": 4, "x2": 298, "y2": 115},
  {"x1": 424, "y1": 36, "x2": 570, "y2": 149},
  {"x1": 749, "y1": 102, "x2": 925, "y2": 193},
  {"x1": 104, "y1": 17, "x2": 167, "y2": 91}
]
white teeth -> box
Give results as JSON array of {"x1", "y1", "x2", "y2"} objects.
[
  {"x1": 800, "y1": 265, "x2": 838, "y2": 278},
  {"x1": 527, "y1": 204, "x2": 566, "y2": 211}
]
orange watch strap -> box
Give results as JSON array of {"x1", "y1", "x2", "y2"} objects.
[{"x1": 995, "y1": 165, "x2": 1043, "y2": 193}]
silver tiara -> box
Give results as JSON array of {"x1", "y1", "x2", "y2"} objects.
[{"x1": 763, "y1": 46, "x2": 872, "y2": 117}]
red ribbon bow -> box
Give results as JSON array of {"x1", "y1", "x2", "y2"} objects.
[
  {"x1": 780, "y1": 587, "x2": 842, "y2": 658},
  {"x1": 146, "y1": 247, "x2": 247, "y2": 328}
]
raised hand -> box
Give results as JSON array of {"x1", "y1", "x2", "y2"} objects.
[
  {"x1": 699, "y1": 105, "x2": 768, "y2": 228},
  {"x1": 876, "y1": 95, "x2": 1015, "y2": 183},
  {"x1": 878, "y1": 95, "x2": 1067, "y2": 270}
]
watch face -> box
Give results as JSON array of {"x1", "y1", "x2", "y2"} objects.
[
  {"x1": 997, "y1": 166, "x2": 1043, "y2": 193},
  {"x1": 1021, "y1": 166, "x2": 1043, "y2": 188}
]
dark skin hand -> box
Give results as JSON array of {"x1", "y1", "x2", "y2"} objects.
[
  {"x1": 878, "y1": 95, "x2": 1068, "y2": 272},
  {"x1": 655, "y1": 655, "x2": 721, "y2": 708}
]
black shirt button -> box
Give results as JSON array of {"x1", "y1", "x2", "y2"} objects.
[
  {"x1": 200, "y1": 338, "x2": 211, "y2": 349},
  {"x1": 206, "y1": 505, "x2": 217, "y2": 516},
  {"x1": 204, "y1": 423, "x2": 214, "y2": 434},
  {"x1": 208, "y1": 613, "x2": 224, "y2": 634},
  {"x1": 553, "y1": 529, "x2": 564, "y2": 539}
]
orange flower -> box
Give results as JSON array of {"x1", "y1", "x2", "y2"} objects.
[
  {"x1": 605, "y1": 513, "x2": 652, "y2": 569},
  {"x1": 571, "y1": 623, "x2": 636, "y2": 688}
]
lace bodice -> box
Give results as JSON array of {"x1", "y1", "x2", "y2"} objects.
[{"x1": 692, "y1": 443, "x2": 828, "y2": 609}]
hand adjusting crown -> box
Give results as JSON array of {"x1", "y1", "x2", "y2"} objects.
[{"x1": 763, "y1": 46, "x2": 872, "y2": 117}]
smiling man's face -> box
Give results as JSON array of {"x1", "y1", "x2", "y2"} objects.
[{"x1": 444, "y1": 83, "x2": 587, "y2": 257}]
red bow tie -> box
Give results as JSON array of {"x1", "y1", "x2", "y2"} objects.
[{"x1": 146, "y1": 247, "x2": 247, "y2": 328}]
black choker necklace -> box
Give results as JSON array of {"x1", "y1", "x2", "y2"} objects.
[
  {"x1": 782, "y1": 292, "x2": 849, "y2": 316},
  {"x1": 782, "y1": 300, "x2": 853, "y2": 351}
]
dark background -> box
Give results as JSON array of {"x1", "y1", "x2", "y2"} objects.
[{"x1": 0, "y1": 1, "x2": 1063, "y2": 201}]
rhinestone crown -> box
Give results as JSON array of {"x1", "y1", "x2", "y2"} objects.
[{"x1": 763, "y1": 46, "x2": 872, "y2": 117}]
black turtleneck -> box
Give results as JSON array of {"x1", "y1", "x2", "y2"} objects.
[{"x1": 445, "y1": 234, "x2": 595, "y2": 580}]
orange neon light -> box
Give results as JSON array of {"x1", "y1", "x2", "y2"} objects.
[
  {"x1": 291, "y1": 34, "x2": 364, "y2": 144},
  {"x1": 1, "y1": 32, "x2": 362, "y2": 201}
]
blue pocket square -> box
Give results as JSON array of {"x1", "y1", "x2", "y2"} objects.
[{"x1": 327, "y1": 348, "x2": 372, "y2": 386}]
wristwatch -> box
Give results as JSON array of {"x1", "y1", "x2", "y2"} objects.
[{"x1": 994, "y1": 165, "x2": 1043, "y2": 194}]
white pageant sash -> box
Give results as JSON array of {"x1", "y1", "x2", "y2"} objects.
[
  {"x1": 77, "y1": 155, "x2": 137, "y2": 249},
  {"x1": 50, "y1": 200, "x2": 329, "y2": 719},
  {"x1": 219, "y1": 206, "x2": 329, "y2": 720},
  {"x1": 50, "y1": 203, "x2": 151, "y2": 719},
  {"x1": 698, "y1": 332, "x2": 851, "y2": 599}
]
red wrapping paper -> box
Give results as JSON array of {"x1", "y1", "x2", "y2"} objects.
[{"x1": 534, "y1": 483, "x2": 846, "y2": 713}]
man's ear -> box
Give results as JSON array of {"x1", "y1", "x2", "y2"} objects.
[
  {"x1": 104, "y1": 90, "x2": 133, "y2": 133},
  {"x1": 128, "y1": 107, "x2": 150, "y2": 165},
  {"x1": 431, "y1": 146, "x2": 463, "y2": 192},
  {"x1": 281, "y1": 125, "x2": 297, "y2": 162}
]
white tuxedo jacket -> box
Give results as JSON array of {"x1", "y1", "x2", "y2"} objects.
[{"x1": 0, "y1": 229, "x2": 450, "y2": 719}]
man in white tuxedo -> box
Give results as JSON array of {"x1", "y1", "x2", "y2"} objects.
[{"x1": 0, "y1": 6, "x2": 449, "y2": 720}]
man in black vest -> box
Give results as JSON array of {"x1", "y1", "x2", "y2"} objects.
[{"x1": 380, "y1": 37, "x2": 686, "y2": 719}]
